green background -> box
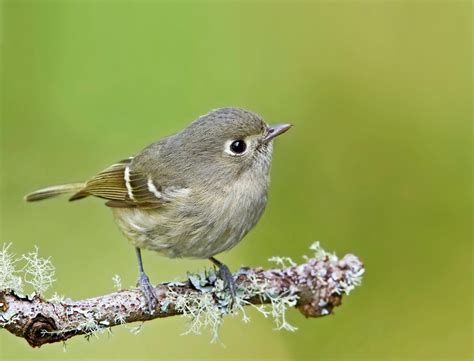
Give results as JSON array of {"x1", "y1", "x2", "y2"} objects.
[{"x1": 1, "y1": 0, "x2": 471, "y2": 360}]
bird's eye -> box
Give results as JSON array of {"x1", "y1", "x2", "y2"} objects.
[{"x1": 229, "y1": 140, "x2": 247, "y2": 154}]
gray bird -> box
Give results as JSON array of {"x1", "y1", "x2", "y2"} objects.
[{"x1": 25, "y1": 107, "x2": 291, "y2": 311}]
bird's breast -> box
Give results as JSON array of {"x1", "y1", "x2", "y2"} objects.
[{"x1": 112, "y1": 172, "x2": 269, "y2": 259}]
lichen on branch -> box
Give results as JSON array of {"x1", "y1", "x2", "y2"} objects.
[{"x1": 0, "y1": 242, "x2": 364, "y2": 348}]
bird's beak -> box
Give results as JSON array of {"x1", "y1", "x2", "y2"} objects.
[{"x1": 263, "y1": 124, "x2": 292, "y2": 143}]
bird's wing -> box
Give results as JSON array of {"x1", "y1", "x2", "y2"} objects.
[{"x1": 69, "y1": 158, "x2": 166, "y2": 209}]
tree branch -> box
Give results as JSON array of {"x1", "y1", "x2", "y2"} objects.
[{"x1": 0, "y1": 249, "x2": 364, "y2": 348}]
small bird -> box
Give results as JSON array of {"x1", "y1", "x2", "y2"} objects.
[{"x1": 25, "y1": 107, "x2": 291, "y2": 311}]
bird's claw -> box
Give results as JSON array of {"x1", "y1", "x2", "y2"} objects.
[
  {"x1": 138, "y1": 272, "x2": 158, "y2": 314},
  {"x1": 216, "y1": 263, "x2": 237, "y2": 308}
]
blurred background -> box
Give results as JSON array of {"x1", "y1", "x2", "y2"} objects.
[{"x1": 1, "y1": 0, "x2": 471, "y2": 360}]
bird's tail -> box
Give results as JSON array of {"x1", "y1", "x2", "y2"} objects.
[{"x1": 24, "y1": 183, "x2": 85, "y2": 202}]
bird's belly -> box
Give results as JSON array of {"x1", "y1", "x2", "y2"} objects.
[{"x1": 112, "y1": 184, "x2": 267, "y2": 259}]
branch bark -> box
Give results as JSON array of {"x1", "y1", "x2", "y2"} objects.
[{"x1": 0, "y1": 252, "x2": 364, "y2": 348}]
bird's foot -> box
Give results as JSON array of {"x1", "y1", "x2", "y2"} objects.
[
  {"x1": 137, "y1": 271, "x2": 158, "y2": 314},
  {"x1": 214, "y1": 262, "x2": 237, "y2": 308}
]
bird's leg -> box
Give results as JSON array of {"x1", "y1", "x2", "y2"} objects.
[
  {"x1": 135, "y1": 248, "x2": 157, "y2": 314},
  {"x1": 209, "y1": 257, "x2": 236, "y2": 306}
]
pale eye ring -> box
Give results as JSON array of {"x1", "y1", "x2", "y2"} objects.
[{"x1": 225, "y1": 139, "x2": 248, "y2": 156}]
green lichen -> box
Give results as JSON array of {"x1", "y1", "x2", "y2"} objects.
[
  {"x1": 0, "y1": 243, "x2": 23, "y2": 292},
  {"x1": 165, "y1": 264, "x2": 299, "y2": 343},
  {"x1": 22, "y1": 247, "x2": 55, "y2": 295},
  {"x1": 0, "y1": 243, "x2": 55, "y2": 296}
]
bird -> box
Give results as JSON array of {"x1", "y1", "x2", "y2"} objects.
[{"x1": 25, "y1": 107, "x2": 292, "y2": 312}]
